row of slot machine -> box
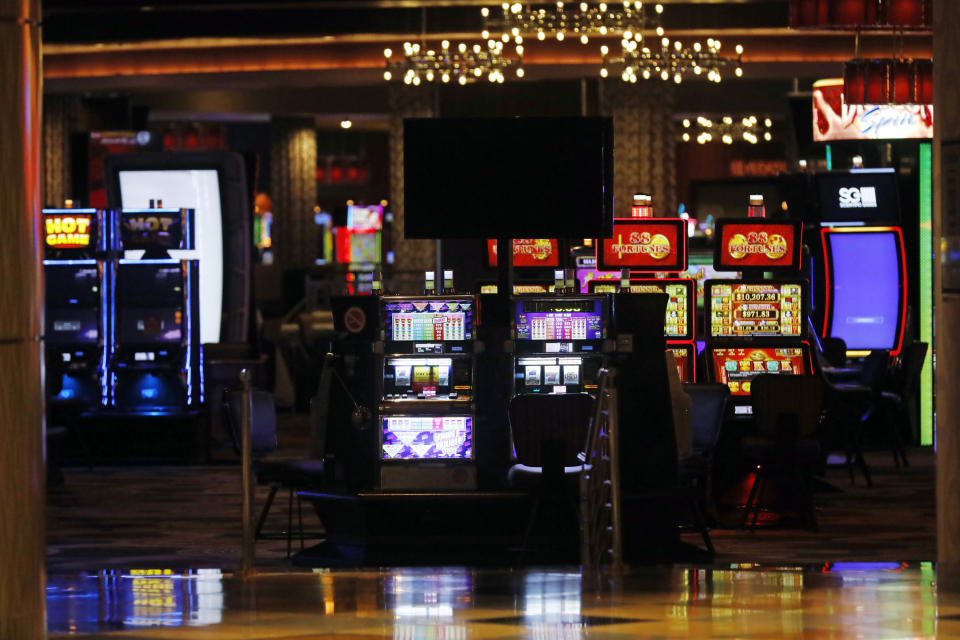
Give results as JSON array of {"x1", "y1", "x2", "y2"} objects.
[
  {"x1": 43, "y1": 207, "x2": 201, "y2": 416},
  {"x1": 353, "y1": 201, "x2": 909, "y2": 490}
]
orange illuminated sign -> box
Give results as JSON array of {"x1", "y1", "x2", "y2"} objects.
[{"x1": 44, "y1": 213, "x2": 93, "y2": 249}]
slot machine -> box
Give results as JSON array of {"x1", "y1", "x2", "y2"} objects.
[
  {"x1": 378, "y1": 295, "x2": 478, "y2": 490},
  {"x1": 512, "y1": 296, "x2": 608, "y2": 395},
  {"x1": 705, "y1": 218, "x2": 809, "y2": 415},
  {"x1": 42, "y1": 208, "x2": 109, "y2": 408},
  {"x1": 110, "y1": 208, "x2": 201, "y2": 413},
  {"x1": 590, "y1": 278, "x2": 697, "y2": 382},
  {"x1": 594, "y1": 214, "x2": 691, "y2": 380}
]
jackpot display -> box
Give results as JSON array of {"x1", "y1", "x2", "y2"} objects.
[
  {"x1": 381, "y1": 415, "x2": 473, "y2": 460},
  {"x1": 515, "y1": 299, "x2": 604, "y2": 341},
  {"x1": 598, "y1": 218, "x2": 687, "y2": 272},
  {"x1": 713, "y1": 220, "x2": 802, "y2": 272},
  {"x1": 709, "y1": 346, "x2": 808, "y2": 396},
  {"x1": 383, "y1": 299, "x2": 473, "y2": 342},
  {"x1": 708, "y1": 281, "x2": 804, "y2": 338}
]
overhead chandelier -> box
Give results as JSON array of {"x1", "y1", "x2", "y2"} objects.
[
  {"x1": 481, "y1": 1, "x2": 663, "y2": 45},
  {"x1": 679, "y1": 115, "x2": 774, "y2": 144},
  {"x1": 383, "y1": 39, "x2": 523, "y2": 85},
  {"x1": 601, "y1": 36, "x2": 743, "y2": 84}
]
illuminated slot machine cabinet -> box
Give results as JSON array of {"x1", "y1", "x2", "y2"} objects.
[
  {"x1": 590, "y1": 278, "x2": 697, "y2": 382},
  {"x1": 110, "y1": 208, "x2": 201, "y2": 413},
  {"x1": 512, "y1": 296, "x2": 608, "y2": 395},
  {"x1": 42, "y1": 208, "x2": 109, "y2": 408},
  {"x1": 377, "y1": 295, "x2": 477, "y2": 490},
  {"x1": 704, "y1": 218, "x2": 808, "y2": 415}
]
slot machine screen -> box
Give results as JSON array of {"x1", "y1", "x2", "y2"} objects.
[
  {"x1": 116, "y1": 266, "x2": 186, "y2": 344},
  {"x1": 669, "y1": 346, "x2": 694, "y2": 383},
  {"x1": 381, "y1": 415, "x2": 473, "y2": 460},
  {"x1": 709, "y1": 346, "x2": 808, "y2": 396},
  {"x1": 347, "y1": 204, "x2": 383, "y2": 232},
  {"x1": 514, "y1": 298, "x2": 604, "y2": 341},
  {"x1": 822, "y1": 227, "x2": 906, "y2": 355},
  {"x1": 46, "y1": 309, "x2": 99, "y2": 344},
  {"x1": 45, "y1": 266, "x2": 101, "y2": 307},
  {"x1": 349, "y1": 231, "x2": 381, "y2": 265},
  {"x1": 383, "y1": 299, "x2": 474, "y2": 342},
  {"x1": 707, "y1": 280, "x2": 804, "y2": 339},
  {"x1": 117, "y1": 308, "x2": 184, "y2": 344},
  {"x1": 613, "y1": 279, "x2": 694, "y2": 341}
]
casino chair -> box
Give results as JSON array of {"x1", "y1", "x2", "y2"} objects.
[
  {"x1": 507, "y1": 393, "x2": 595, "y2": 553},
  {"x1": 224, "y1": 365, "x2": 336, "y2": 558},
  {"x1": 878, "y1": 342, "x2": 927, "y2": 468},
  {"x1": 741, "y1": 374, "x2": 824, "y2": 530},
  {"x1": 679, "y1": 383, "x2": 731, "y2": 542},
  {"x1": 820, "y1": 349, "x2": 891, "y2": 487}
]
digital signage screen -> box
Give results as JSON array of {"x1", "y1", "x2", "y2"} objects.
[
  {"x1": 713, "y1": 219, "x2": 802, "y2": 273},
  {"x1": 486, "y1": 239, "x2": 560, "y2": 268},
  {"x1": 598, "y1": 218, "x2": 687, "y2": 272},
  {"x1": 43, "y1": 209, "x2": 98, "y2": 253},
  {"x1": 707, "y1": 280, "x2": 805, "y2": 339},
  {"x1": 514, "y1": 298, "x2": 604, "y2": 341},
  {"x1": 822, "y1": 227, "x2": 906, "y2": 355},
  {"x1": 816, "y1": 170, "x2": 900, "y2": 223},
  {"x1": 708, "y1": 346, "x2": 809, "y2": 396},
  {"x1": 381, "y1": 415, "x2": 473, "y2": 460},
  {"x1": 382, "y1": 298, "x2": 474, "y2": 342}
]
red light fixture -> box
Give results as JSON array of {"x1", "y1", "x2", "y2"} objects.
[
  {"x1": 842, "y1": 57, "x2": 933, "y2": 105},
  {"x1": 790, "y1": 0, "x2": 929, "y2": 28}
]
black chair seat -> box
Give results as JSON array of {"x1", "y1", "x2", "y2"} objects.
[
  {"x1": 507, "y1": 463, "x2": 583, "y2": 490},
  {"x1": 255, "y1": 458, "x2": 326, "y2": 488},
  {"x1": 741, "y1": 436, "x2": 820, "y2": 463}
]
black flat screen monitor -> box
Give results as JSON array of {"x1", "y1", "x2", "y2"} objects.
[
  {"x1": 816, "y1": 169, "x2": 900, "y2": 223},
  {"x1": 403, "y1": 117, "x2": 614, "y2": 239}
]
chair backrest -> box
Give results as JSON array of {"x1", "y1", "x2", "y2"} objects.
[
  {"x1": 897, "y1": 341, "x2": 928, "y2": 400},
  {"x1": 510, "y1": 393, "x2": 594, "y2": 468},
  {"x1": 682, "y1": 383, "x2": 730, "y2": 454},
  {"x1": 859, "y1": 349, "x2": 891, "y2": 391},
  {"x1": 224, "y1": 387, "x2": 278, "y2": 456},
  {"x1": 821, "y1": 338, "x2": 848, "y2": 367},
  {"x1": 751, "y1": 375, "x2": 823, "y2": 438}
]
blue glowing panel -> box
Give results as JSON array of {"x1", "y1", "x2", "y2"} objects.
[{"x1": 825, "y1": 230, "x2": 903, "y2": 352}]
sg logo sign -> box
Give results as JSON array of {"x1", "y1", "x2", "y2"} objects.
[{"x1": 838, "y1": 186, "x2": 878, "y2": 209}]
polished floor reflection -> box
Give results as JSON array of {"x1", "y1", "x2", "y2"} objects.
[{"x1": 48, "y1": 563, "x2": 960, "y2": 638}]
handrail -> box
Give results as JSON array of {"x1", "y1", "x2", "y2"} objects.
[{"x1": 580, "y1": 367, "x2": 623, "y2": 580}]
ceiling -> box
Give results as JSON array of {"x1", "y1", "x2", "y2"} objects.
[{"x1": 41, "y1": 0, "x2": 932, "y2": 122}]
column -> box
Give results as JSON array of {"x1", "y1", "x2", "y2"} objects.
[
  {"x1": 388, "y1": 85, "x2": 436, "y2": 277},
  {"x1": 43, "y1": 95, "x2": 77, "y2": 208},
  {"x1": 600, "y1": 80, "x2": 678, "y2": 217},
  {"x1": 935, "y1": 0, "x2": 960, "y2": 568},
  {"x1": 270, "y1": 117, "x2": 318, "y2": 268},
  {"x1": 0, "y1": 0, "x2": 47, "y2": 637}
]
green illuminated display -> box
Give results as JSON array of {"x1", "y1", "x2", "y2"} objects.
[{"x1": 919, "y1": 143, "x2": 933, "y2": 446}]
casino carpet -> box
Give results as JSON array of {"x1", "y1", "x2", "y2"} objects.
[{"x1": 46, "y1": 449, "x2": 936, "y2": 573}]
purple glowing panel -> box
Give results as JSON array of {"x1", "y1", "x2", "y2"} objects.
[
  {"x1": 826, "y1": 231, "x2": 902, "y2": 351},
  {"x1": 381, "y1": 416, "x2": 473, "y2": 460},
  {"x1": 515, "y1": 298, "x2": 604, "y2": 341}
]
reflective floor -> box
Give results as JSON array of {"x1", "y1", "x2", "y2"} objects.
[{"x1": 48, "y1": 563, "x2": 960, "y2": 638}]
